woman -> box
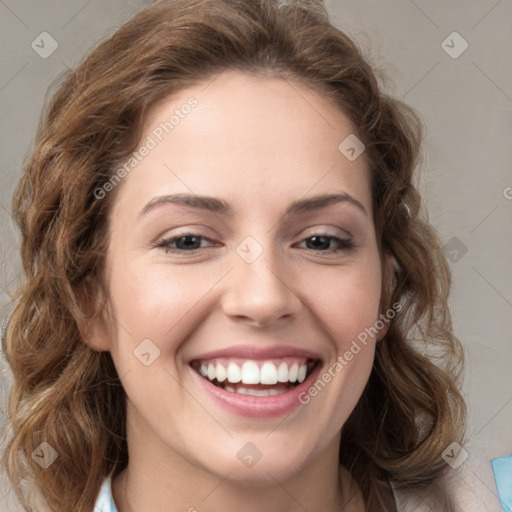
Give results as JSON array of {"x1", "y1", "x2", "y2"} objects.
[{"x1": 1, "y1": 0, "x2": 466, "y2": 510}]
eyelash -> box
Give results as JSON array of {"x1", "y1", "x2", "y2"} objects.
[{"x1": 155, "y1": 232, "x2": 355, "y2": 254}]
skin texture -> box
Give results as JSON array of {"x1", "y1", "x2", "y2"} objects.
[{"x1": 85, "y1": 70, "x2": 392, "y2": 512}]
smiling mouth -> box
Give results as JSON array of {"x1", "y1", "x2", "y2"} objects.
[{"x1": 190, "y1": 358, "x2": 320, "y2": 396}]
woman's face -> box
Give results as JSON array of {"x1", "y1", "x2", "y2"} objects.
[{"x1": 89, "y1": 70, "x2": 389, "y2": 482}]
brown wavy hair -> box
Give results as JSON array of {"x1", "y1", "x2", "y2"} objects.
[{"x1": 1, "y1": 0, "x2": 466, "y2": 510}]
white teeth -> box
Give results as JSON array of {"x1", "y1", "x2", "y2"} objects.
[
  {"x1": 196, "y1": 359, "x2": 312, "y2": 386},
  {"x1": 260, "y1": 362, "x2": 278, "y2": 385},
  {"x1": 297, "y1": 364, "x2": 307, "y2": 383},
  {"x1": 246, "y1": 388, "x2": 272, "y2": 397},
  {"x1": 241, "y1": 361, "x2": 260, "y2": 384},
  {"x1": 207, "y1": 363, "x2": 216, "y2": 381},
  {"x1": 216, "y1": 363, "x2": 227, "y2": 382},
  {"x1": 227, "y1": 363, "x2": 241, "y2": 383},
  {"x1": 277, "y1": 362, "x2": 288, "y2": 383},
  {"x1": 225, "y1": 386, "x2": 287, "y2": 396},
  {"x1": 289, "y1": 363, "x2": 299, "y2": 382}
]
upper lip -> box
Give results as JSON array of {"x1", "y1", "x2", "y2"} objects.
[{"x1": 188, "y1": 344, "x2": 323, "y2": 363}]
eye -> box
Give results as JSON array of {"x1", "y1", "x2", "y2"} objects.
[
  {"x1": 295, "y1": 234, "x2": 355, "y2": 253},
  {"x1": 155, "y1": 233, "x2": 216, "y2": 252},
  {"x1": 154, "y1": 232, "x2": 354, "y2": 254}
]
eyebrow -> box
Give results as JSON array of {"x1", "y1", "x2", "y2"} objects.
[{"x1": 139, "y1": 192, "x2": 368, "y2": 218}]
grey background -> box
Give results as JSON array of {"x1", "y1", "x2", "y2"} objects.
[{"x1": 0, "y1": 0, "x2": 511, "y2": 510}]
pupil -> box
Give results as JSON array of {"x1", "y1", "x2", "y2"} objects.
[
  {"x1": 178, "y1": 235, "x2": 200, "y2": 250},
  {"x1": 308, "y1": 236, "x2": 329, "y2": 250}
]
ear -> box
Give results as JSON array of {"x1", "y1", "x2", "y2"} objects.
[
  {"x1": 384, "y1": 251, "x2": 399, "y2": 283},
  {"x1": 376, "y1": 251, "x2": 397, "y2": 342},
  {"x1": 76, "y1": 277, "x2": 112, "y2": 352}
]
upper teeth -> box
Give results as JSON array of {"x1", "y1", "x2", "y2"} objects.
[{"x1": 198, "y1": 360, "x2": 308, "y2": 385}]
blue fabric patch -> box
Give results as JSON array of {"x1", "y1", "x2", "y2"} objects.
[
  {"x1": 492, "y1": 455, "x2": 512, "y2": 512},
  {"x1": 94, "y1": 477, "x2": 118, "y2": 512}
]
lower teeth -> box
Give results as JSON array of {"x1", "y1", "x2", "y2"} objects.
[{"x1": 223, "y1": 385, "x2": 287, "y2": 396}]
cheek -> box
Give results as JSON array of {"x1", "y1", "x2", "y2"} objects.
[
  {"x1": 298, "y1": 264, "x2": 380, "y2": 428},
  {"x1": 300, "y1": 259, "x2": 383, "y2": 348},
  {"x1": 105, "y1": 245, "x2": 382, "y2": 366},
  {"x1": 106, "y1": 262, "x2": 226, "y2": 352}
]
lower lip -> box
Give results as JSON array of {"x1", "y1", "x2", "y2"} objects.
[{"x1": 192, "y1": 363, "x2": 322, "y2": 418}]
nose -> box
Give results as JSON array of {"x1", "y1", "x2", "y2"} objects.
[{"x1": 220, "y1": 250, "x2": 303, "y2": 328}]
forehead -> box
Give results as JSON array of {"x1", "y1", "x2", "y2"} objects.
[{"x1": 111, "y1": 70, "x2": 372, "y2": 218}]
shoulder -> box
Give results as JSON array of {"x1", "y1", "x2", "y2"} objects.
[{"x1": 94, "y1": 476, "x2": 118, "y2": 512}]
